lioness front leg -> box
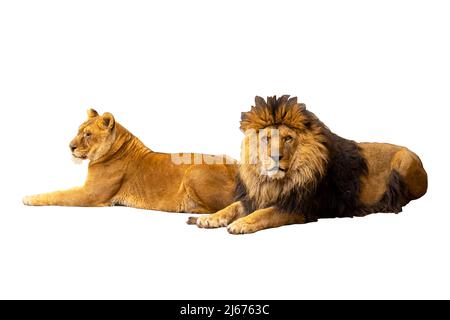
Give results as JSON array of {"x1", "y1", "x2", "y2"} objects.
[
  {"x1": 187, "y1": 201, "x2": 246, "y2": 228},
  {"x1": 227, "y1": 207, "x2": 306, "y2": 235},
  {"x1": 23, "y1": 187, "x2": 106, "y2": 207}
]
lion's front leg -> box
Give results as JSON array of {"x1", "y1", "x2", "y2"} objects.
[
  {"x1": 23, "y1": 187, "x2": 106, "y2": 207},
  {"x1": 187, "y1": 201, "x2": 246, "y2": 228},
  {"x1": 227, "y1": 207, "x2": 306, "y2": 235}
]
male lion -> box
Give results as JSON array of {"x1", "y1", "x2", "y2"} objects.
[
  {"x1": 23, "y1": 109, "x2": 237, "y2": 213},
  {"x1": 188, "y1": 95, "x2": 428, "y2": 234}
]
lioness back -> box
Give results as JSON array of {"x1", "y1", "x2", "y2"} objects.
[{"x1": 108, "y1": 151, "x2": 238, "y2": 213}]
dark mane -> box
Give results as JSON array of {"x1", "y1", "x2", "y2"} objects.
[{"x1": 275, "y1": 130, "x2": 369, "y2": 221}]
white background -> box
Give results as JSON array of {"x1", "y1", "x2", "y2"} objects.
[{"x1": 0, "y1": 0, "x2": 449, "y2": 299}]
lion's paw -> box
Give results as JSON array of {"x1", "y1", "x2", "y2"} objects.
[
  {"x1": 227, "y1": 220, "x2": 258, "y2": 235},
  {"x1": 195, "y1": 215, "x2": 229, "y2": 229}
]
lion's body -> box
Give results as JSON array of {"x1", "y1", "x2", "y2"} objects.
[
  {"x1": 24, "y1": 112, "x2": 237, "y2": 213},
  {"x1": 190, "y1": 96, "x2": 428, "y2": 234}
]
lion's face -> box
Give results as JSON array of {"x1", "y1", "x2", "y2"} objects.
[
  {"x1": 70, "y1": 109, "x2": 116, "y2": 161},
  {"x1": 242, "y1": 125, "x2": 300, "y2": 179},
  {"x1": 239, "y1": 95, "x2": 330, "y2": 197}
]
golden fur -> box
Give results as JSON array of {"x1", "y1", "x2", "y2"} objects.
[
  {"x1": 23, "y1": 109, "x2": 238, "y2": 213},
  {"x1": 188, "y1": 95, "x2": 428, "y2": 234}
]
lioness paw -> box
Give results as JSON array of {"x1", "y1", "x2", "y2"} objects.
[
  {"x1": 227, "y1": 220, "x2": 258, "y2": 235},
  {"x1": 22, "y1": 195, "x2": 41, "y2": 206}
]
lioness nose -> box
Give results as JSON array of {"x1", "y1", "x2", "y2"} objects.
[{"x1": 70, "y1": 143, "x2": 77, "y2": 152}]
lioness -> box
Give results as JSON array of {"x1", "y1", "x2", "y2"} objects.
[
  {"x1": 23, "y1": 109, "x2": 237, "y2": 213},
  {"x1": 188, "y1": 95, "x2": 428, "y2": 234}
]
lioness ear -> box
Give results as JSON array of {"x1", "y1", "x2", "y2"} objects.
[
  {"x1": 87, "y1": 108, "x2": 99, "y2": 118},
  {"x1": 98, "y1": 112, "x2": 115, "y2": 130}
]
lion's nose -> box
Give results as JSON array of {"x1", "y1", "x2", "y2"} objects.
[
  {"x1": 70, "y1": 143, "x2": 77, "y2": 152},
  {"x1": 270, "y1": 155, "x2": 283, "y2": 161}
]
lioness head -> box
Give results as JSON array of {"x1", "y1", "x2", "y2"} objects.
[
  {"x1": 240, "y1": 95, "x2": 329, "y2": 186},
  {"x1": 70, "y1": 109, "x2": 116, "y2": 161}
]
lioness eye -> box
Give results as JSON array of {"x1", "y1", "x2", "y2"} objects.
[
  {"x1": 284, "y1": 136, "x2": 293, "y2": 142},
  {"x1": 84, "y1": 132, "x2": 91, "y2": 138}
]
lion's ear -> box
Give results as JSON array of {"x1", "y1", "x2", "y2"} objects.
[
  {"x1": 98, "y1": 112, "x2": 115, "y2": 130},
  {"x1": 87, "y1": 108, "x2": 99, "y2": 119}
]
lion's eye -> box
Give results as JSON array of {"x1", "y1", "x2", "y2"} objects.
[
  {"x1": 284, "y1": 136, "x2": 293, "y2": 143},
  {"x1": 84, "y1": 132, "x2": 91, "y2": 138}
]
